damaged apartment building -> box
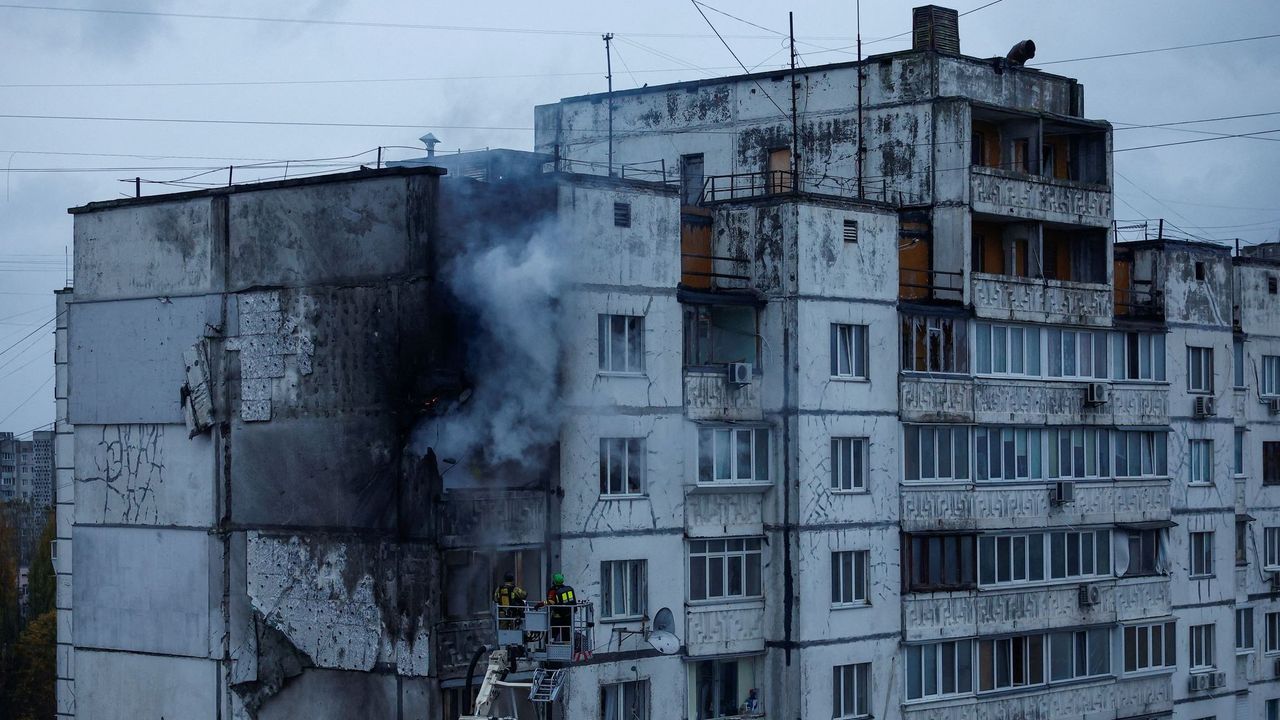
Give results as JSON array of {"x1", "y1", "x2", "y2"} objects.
[{"x1": 55, "y1": 5, "x2": 1280, "y2": 720}]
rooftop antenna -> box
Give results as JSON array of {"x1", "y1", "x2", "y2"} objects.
[
  {"x1": 603, "y1": 33, "x2": 615, "y2": 176},
  {"x1": 789, "y1": 12, "x2": 799, "y2": 192},
  {"x1": 856, "y1": 0, "x2": 865, "y2": 198}
]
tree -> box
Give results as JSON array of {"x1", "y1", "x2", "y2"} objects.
[
  {"x1": 26, "y1": 511, "x2": 54, "y2": 619},
  {"x1": 8, "y1": 609, "x2": 55, "y2": 720},
  {"x1": 0, "y1": 505, "x2": 19, "y2": 718}
]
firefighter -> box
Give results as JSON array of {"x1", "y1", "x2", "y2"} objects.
[
  {"x1": 493, "y1": 572, "x2": 527, "y2": 630},
  {"x1": 545, "y1": 572, "x2": 575, "y2": 643}
]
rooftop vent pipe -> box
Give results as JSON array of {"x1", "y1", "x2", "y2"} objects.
[
  {"x1": 420, "y1": 132, "x2": 441, "y2": 158},
  {"x1": 1006, "y1": 40, "x2": 1036, "y2": 66}
]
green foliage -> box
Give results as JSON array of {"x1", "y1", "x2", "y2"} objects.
[
  {"x1": 27, "y1": 511, "x2": 54, "y2": 618},
  {"x1": 0, "y1": 507, "x2": 19, "y2": 718},
  {"x1": 8, "y1": 610, "x2": 56, "y2": 720}
]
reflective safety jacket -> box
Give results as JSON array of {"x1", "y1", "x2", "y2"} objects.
[
  {"x1": 494, "y1": 582, "x2": 527, "y2": 606},
  {"x1": 546, "y1": 583, "x2": 576, "y2": 605}
]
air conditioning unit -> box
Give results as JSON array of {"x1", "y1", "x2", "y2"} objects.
[
  {"x1": 1194, "y1": 396, "x2": 1215, "y2": 417},
  {"x1": 1085, "y1": 382, "x2": 1109, "y2": 405},
  {"x1": 1077, "y1": 583, "x2": 1100, "y2": 607},
  {"x1": 727, "y1": 362, "x2": 753, "y2": 386},
  {"x1": 1052, "y1": 480, "x2": 1075, "y2": 505},
  {"x1": 1268, "y1": 397, "x2": 1280, "y2": 415},
  {"x1": 1188, "y1": 673, "x2": 1210, "y2": 692},
  {"x1": 1211, "y1": 671, "x2": 1227, "y2": 689}
]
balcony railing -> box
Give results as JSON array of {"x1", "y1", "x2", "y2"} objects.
[
  {"x1": 971, "y1": 272, "x2": 1113, "y2": 326},
  {"x1": 681, "y1": 251, "x2": 751, "y2": 289},
  {"x1": 700, "y1": 170, "x2": 917, "y2": 205},
  {"x1": 899, "y1": 267, "x2": 964, "y2": 302},
  {"x1": 1114, "y1": 286, "x2": 1164, "y2": 319}
]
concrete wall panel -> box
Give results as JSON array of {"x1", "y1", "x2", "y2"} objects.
[
  {"x1": 73, "y1": 525, "x2": 215, "y2": 657},
  {"x1": 74, "y1": 423, "x2": 215, "y2": 527},
  {"x1": 74, "y1": 651, "x2": 218, "y2": 720}
]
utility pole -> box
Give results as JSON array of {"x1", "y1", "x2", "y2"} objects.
[
  {"x1": 856, "y1": 0, "x2": 865, "y2": 198},
  {"x1": 789, "y1": 13, "x2": 798, "y2": 193},
  {"x1": 603, "y1": 33, "x2": 615, "y2": 176}
]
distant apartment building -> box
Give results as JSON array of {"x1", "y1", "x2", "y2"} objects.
[
  {"x1": 56, "y1": 5, "x2": 1280, "y2": 720},
  {"x1": 0, "y1": 429, "x2": 56, "y2": 507}
]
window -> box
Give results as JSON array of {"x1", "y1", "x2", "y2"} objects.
[
  {"x1": 1112, "y1": 430, "x2": 1168, "y2": 478},
  {"x1": 1267, "y1": 442, "x2": 1280, "y2": 486},
  {"x1": 614, "y1": 202, "x2": 632, "y2": 228},
  {"x1": 1236, "y1": 430, "x2": 1246, "y2": 476},
  {"x1": 975, "y1": 427, "x2": 1043, "y2": 481},
  {"x1": 1187, "y1": 346, "x2": 1214, "y2": 393},
  {"x1": 698, "y1": 427, "x2": 770, "y2": 485},
  {"x1": 843, "y1": 219, "x2": 859, "y2": 244},
  {"x1": 1270, "y1": 699, "x2": 1280, "y2": 720},
  {"x1": 1189, "y1": 531, "x2": 1215, "y2": 578},
  {"x1": 600, "y1": 438, "x2": 645, "y2": 496},
  {"x1": 1189, "y1": 440, "x2": 1213, "y2": 486},
  {"x1": 1189, "y1": 623, "x2": 1215, "y2": 669},
  {"x1": 601, "y1": 560, "x2": 646, "y2": 620},
  {"x1": 599, "y1": 314, "x2": 645, "y2": 373},
  {"x1": 905, "y1": 640, "x2": 973, "y2": 700},
  {"x1": 684, "y1": 304, "x2": 758, "y2": 367},
  {"x1": 689, "y1": 538, "x2": 762, "y2": 601},
  {"x1": 831, "y1": 437, "x2": 868, "y2": 492},
  {"x1": 970, "y1": 131, "x2": 987, "y2": 166},
  {"x1": 903, "y1": 426, "x2": 969, "y2": 482},
  {"x1": 1268, "y1": 612, "x2": 1280, "y2": 654},
  {"x1": 979, "y1": 533, "x2": 1044, "y2": 586},
  {"x1": 1195, "y1": 261, "x2": 1206, "y2": 281},
  {"x1": 1234, "y1": 339, "x2": 1246, "y2": 388},
  {"x1": 832, "y1": 550, "x2": 869, "y2": 606},
  {"x1": 905, "y1": 534, "x2": 976, "y2": 592},
  {"x1": 1238, "y1": 517, "x2": 1249, "y2": 566},
  {"x1": 1264, "y1": 356, "x2": 1280, "y2": 396},
  {"x1": 602, "y1": 680, "x2": 648, "y2": 720},
  {"x1": 1271, "y1": 275, "x2": 1279, "y2": 295},
  {"x1": 1124, "y1": 529, "x2": 1162, "y2": 577},
  {"x1": 975, "y1": 323, "x2": 1040, "y2": 377},
  {"x1": 902, "y1": 315, "x2": 968, "y2": 374},
  {"x1": 1237, "y1": 607, "x2": 1255, "y2": 651},
  {"x1": 1112, "y1": 331, "x2": 1166, "y2": 381},
  {"x1": 1049, "y1": 529, "x2": 1111, "y2": 580},
  {"x1": 688, "y1": 658, "x2": 759, "y2": 720},
  {"x1": 831, "y1": 324, "x2": 869, "y2": 379},
  {"x1": 443, "y1": 547, "x2": 540, "y2": 620},
  {"x1": 1265, "y1": 527, "x2": 1280, "y2": 570},
  {"x1": 977, "y1": 634, "x2": 1045, "y2": 691},
  {"x1": 1047, "y1": 328, "x2": 1107, "y2": 379},
  {"x1": 1123, "y1": 621, "x2": 1176, "y2": 672},
  {"x1": 681, "y1": 154, "x2": 704, "y2": 206},
  {"x1": 1048, "y1": 428, "x2": 1109, "y2": 479},
  {"x1": 1049, "y1": 628, "x2": 1111, "y2": 681},
  {"x1": 833, "y1": 663, "x2": 870, "y2": 719},
  {"x1": 1012, "y1": 138, "x2": 1030, "y2": 173}
]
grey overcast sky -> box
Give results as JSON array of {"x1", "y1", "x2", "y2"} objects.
[{"x1": 0, "y1": 0, "x2": 1278, "y2": 434}]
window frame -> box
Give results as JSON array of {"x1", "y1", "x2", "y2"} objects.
[
  {"x1": 600, "y1": 437, "x2": 646, "y2": 497},
  {"x1": 1188, "y1": 439, "x2": 1214, "y2": 486},
  {"x1": 1189, "y1": 623, "x2": 1216, "y2": 670},
  {"x1": 902, "y1": 314, "x2": 968, "y2": 374},
  {"x1": 1187, "y1": 345, "x2": 1214, "y2": 394},
  {"x1": 1237, "y1": 607, "x2": 1255, "y2": 652},
  {"x1": 976, "y1": 426, "x2": 1044, "y2": 482},
  {"x1": 1046, "y1": 327, "x2": 1108, "y2": 380},
  {"x1": 976, "y1": 633, "x2": 1045, "y2": 693},
  {"x1": 832, "y1": 662, "x2": 871, "y2": 719},
  {"x1": 1267, "y1": 611, "x2": 1280, "y2": 655},
  {"x1": 974, "y1": 322, "x2": 1041, "y2": 378},
  {"x1": 688, "y1": 537, "x2": 764, "y2": 603},
  {"x1": 979, "y1": 532, "x2": 1045, "y2": 587},
  {"x1": 904, "y1": 533, "x2": 977, "y2": 592},
  {"x1": 831, "y1": 437, "x2": 869, "y2": 493},
  {"x1": 598, "y1": 314, "x2": 645, "y2": 374},
  {"x1": 697, "y1": 426, "x2": 771, "y2": 486},
  {"x1": 1233, "y1": 338, "x2": 1246, "y2": 389},
  {"x1": 831, "y1": 549, "x2": 870, "y2": 607},
  {"x1": 831, "y1": 323, "x2": 869, "y2": 380},
  {"x1": 1265, "y1": 527, "x2": 1280, "y2": 571},
  {"x1": 1048, "y1": 627, "x2": 1111, "y2": 682},
  {"x1": 1112, "y1": 331, "x2": 1166, "y2": 382},
  {"x1": 1188, "y1": 531, "x2": 1215, "y2": 579},
  {"x1": 1122, "y1": 621, "x2": 1177, "y2": 673},
  {"x1": 904, "y1": 639, "x2": 973, "y2": 701},
  {"x1": 600, "y1": 559, "x2": 647, "y2": 621},
  {"x1": 1049, "y1": 528, "x2": 1111, "y2": 581},
  {"x1": 1267, "y1": 441, "x2": 1280, "y2": 486},
  {"x1": 1236, "y1": 429, "x2": 1246, "y2": 477},
  {"x1": 1264, "y1": 355, "x2": 1280, "y2": 397},
  {"x1": 903, "y1": 426, "x2": 970, "y2": 483},
  {"x1": 601, "y1": 679, "x2": 648, "y2": 720}
]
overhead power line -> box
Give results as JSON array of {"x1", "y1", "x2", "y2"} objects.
[
  {"x1": 1033, "y1": 32, "x2": 1280, "y2": 67},
  {"x1": 0, "y1": 112, "x2": 531, "y2": 131}
]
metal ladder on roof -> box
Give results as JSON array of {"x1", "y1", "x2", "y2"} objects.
[{"x1": 528, "y1": 667, "x2": 568, "y2": 703}]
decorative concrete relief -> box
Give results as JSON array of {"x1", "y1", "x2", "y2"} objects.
[
  {"x1": 971, "y1": 273, "x2": 1113, "y2": 326},
  {"x1": 246, "y1": 533, "x2": 384, "y2": 672},
  {"x1": 970, "y1": 168, "x2": 1112, "y2": 226},
  {"x1": 441, "y1": 490, "x2": 545, "y2": 548},
  {"x1": 685, "y1": 604, "x2": 765, "y2": 657},
  {"x1": 902, "y1": 379, "x2": 1167, "y2": 426},
  {"x1": 685, "y1": 492, "x2": 764, "y2": 532},
  {"x1": 903, "y1": 584, "x2": 1118, "y2": 641},
  {"x1": 1112, "y1": 577, "x2": 1170, "y2": 621},
  {"x1": 903, "y1": 675, "x2": 1170, "y2": 720},
  {"x1": 684, "y1": 371, "x2": 762, "y2": 421},
  {"x1": 899, "y1": 378, "x2": 972, "y2": 422},
  {"x1": 225, "y1": 291, "x2": 314, "y2": 422},
  {"x1": 1108, "y1": 385, "x2": 1169, "y2": 425},
  {"x1": 434, "y1": 619, "x2": 494, "y2": 676},
  {"x1": 79, "y1": 424, "x2": 165, "y2": 525},
  {"x1": 901, "y1": 483, "x2": 1169, "y2": 529}
]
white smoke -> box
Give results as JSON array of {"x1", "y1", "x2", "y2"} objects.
[{"x1": 412, "y1": 223, "x2": 566, "y2": 475}]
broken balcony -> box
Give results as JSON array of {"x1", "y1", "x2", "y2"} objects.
[
  {"x1": 1113, "y1": 245, "x2": 1165, "y2": 320},
  {"x1": 970, "y1": 219, "x2": 1112, "y2": 326},
  {"x1": 681, "y1": 298, "x2": 764, "y2": 422},
  {"x1": 681, "y1": 211, "x2": 752, "y2": 292}
]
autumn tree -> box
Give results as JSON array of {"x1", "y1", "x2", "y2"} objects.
[
  {"x1": 9, "y1": 609, "x2": 55, "y2": 720},
  {"x1": 26, "y1": 510, "x2": 54, "y2": 618},
  {"x1": 0, "y1": 504, "x2": 20, "y2": 718}
]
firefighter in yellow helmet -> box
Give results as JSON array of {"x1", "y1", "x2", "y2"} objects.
[{"x1": 493, "y1": 572, "x2": 527, "y2": 630}]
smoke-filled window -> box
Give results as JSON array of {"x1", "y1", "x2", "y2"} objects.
[
  {"x1": 599, "y1": 437, "x2": 645, "y2": 496},
  {"x1": 683, "y1": 304, "x2": 759, "y2": 368},
  {"x1": 443, "y1": 547, "x2": 541, "y2": 619},
  {"x1": 598, "y1": 314, "x2": 645, "y2": 374},
  {"x1": 697, "y1": 427, "x2": 770, "y2": 485}
]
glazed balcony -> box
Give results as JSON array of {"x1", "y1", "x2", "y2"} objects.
[
  {"x1": 899, "y1": 480, "x2": 1170, "y2": 533},
  {"x1": 898, "y1": 376, "x2": 1168, "y2": 426},
  {"x1": 902, "y1": 673, "x2": 1171, "y2": 720},
  {"x1": 685, "y1": 601, "x2": 765, "y2": 657}
]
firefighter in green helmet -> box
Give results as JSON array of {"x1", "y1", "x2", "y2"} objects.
[{"x1": 545, "y1": 572, "x2": 575, "y2": 643}]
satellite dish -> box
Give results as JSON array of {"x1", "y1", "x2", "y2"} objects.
[
  {"x1": 647, "y1": 630, "x2": 681, "y2": 655},
  {"x1": 647, "y1": 608, "x2": 680, "y2": 654},
  {"x1": 652, "y1": 608, "x2": 675, "y2": 633}
]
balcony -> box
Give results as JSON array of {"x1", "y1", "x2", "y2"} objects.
[
  {"x1": 969, "y1": 165, "x2": 1111, "y2": 228},
  {"x1": 440, "y1": 490, "x2": 546, "y2": 548},
  {"x1": 899, "y1": 267, "x2": 964, "y2": 303},
  {"x1": 433, "y1": 618, "x2": 493, "y2": 677},
  {"x1": 900, "y1": 480, "x2": 1170, "y2": 533},
  {"x1": 899, "y1": 376, "x2": 1168, "y2": 426},
  {"x1": 1114, "y1": 286, "x2": 1164, "y2": 320},
  {"x1": 684, "y1": 369, "x2": 762, "y2": 422},
  {"x1": 971, "y1": 272, "x2": 1113, "y2": 327},
  {"x1": 902, "y1": 674, "x2": 1171, "y2": 720},
  {"x1": 685, "y1": 602, "x2": 765, "y2": 657},
  {"x1": 902, "y1": 576, "x2": 1170, "y2": 643}
]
